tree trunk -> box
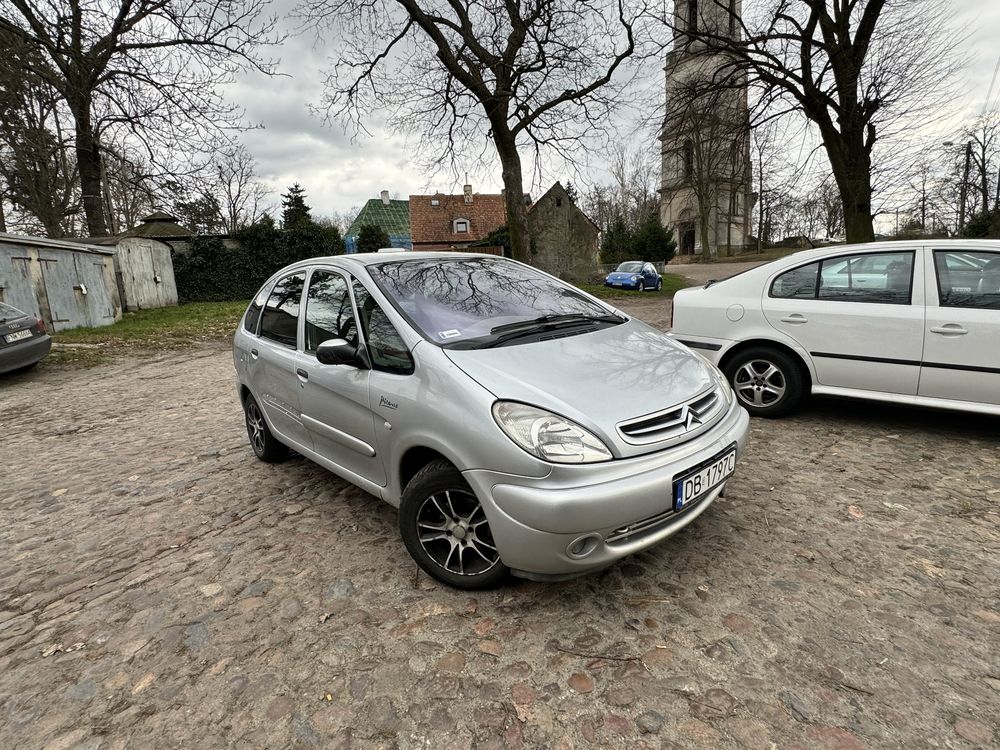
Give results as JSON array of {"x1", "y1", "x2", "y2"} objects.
[
  {"x1": 0, "y1": 194, "x2": 6, "y2": 233},
  {"x1": 73, "y1": 108, "x2": 109, "y2": 237},
  {"x1": 494, "y1": 133, "x2": 531, "y2": 263},
  {"x1": 823, "y1": 124, "x2": 875, "y2": 244}
]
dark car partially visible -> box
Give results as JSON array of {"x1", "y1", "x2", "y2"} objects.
[{"x1": 0, "y1": 302, "x2": 51, "y2": 374}]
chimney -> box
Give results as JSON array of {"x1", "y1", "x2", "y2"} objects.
[
  {"x1": 463, "y1": 184, "x2": 473, "y2": 204},
  {"x1": 380, "y1": 190, "x2": 390, "y2": 205}
]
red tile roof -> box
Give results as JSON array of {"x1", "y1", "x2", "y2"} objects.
[{"x1": 409, "y1": 193, "x2": 507, "y2": 247}]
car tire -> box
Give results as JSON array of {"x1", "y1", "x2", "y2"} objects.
[
  {"x1": 399, "y1": 459, "x2": 509, "y2": 589},
  {"x1": 723, "y1": 347, "x2": 804, "y2": 418},
  {"x1": 637, "y1": 280, "x2": 645, "y2": 292},
  {"x1": 243, "y1": 392, "x2": 288, "y2": 463},
  {"x1": 656, "y1": 279, "x2": 663, "y2": 291}
]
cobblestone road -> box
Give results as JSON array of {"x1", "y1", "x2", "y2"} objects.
[{"x1": 1, "y1": 292, "x2": 998, "y2": 750}]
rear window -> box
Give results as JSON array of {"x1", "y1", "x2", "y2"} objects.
[
  {"x1": 370, "y1": 257, "x2": 614, "y2": 347},
  {"x1": 0, "y1": 302, "x2": 28, "y2": 321}
]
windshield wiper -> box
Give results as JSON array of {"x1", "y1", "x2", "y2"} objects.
[{"x1": 489, "y1": 313, "x2": 624, "y2": 336}]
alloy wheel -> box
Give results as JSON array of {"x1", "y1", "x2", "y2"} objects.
[
  {"x1": 246, "y1": 401, "x2": 266, "y2": 455},
  {"x1": 733, "y1": 359, "x2": 786, "y2": 407},
  {"x1": 416, "y1": 490, "x2": 500, "y2": 576}
]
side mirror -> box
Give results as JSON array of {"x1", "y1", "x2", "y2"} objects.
[{"x1": 316, "y1": 338, "x2": 360, "y2": 366}]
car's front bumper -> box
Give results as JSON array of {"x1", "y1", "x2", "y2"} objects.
[
  {"x1": 0, "y1": 334, "x2": 51, "y2": 374},
  {"x1": 463, "y1": 399, "x2": 750, "y2": 579},
  {"x1": 605, "y1": 281, "x2": 640, "y2": 290}
]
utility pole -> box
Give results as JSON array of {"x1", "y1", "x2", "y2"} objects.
[{"x1": 958, "y1": 141, "x2": 972, "y2": 235}]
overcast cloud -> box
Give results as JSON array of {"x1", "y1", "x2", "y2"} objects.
[{"x1": 230, "y1": 0, "x2": 1000, "y2": 219}]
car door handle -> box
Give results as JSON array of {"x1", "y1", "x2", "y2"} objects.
[
  {"x1": 250, "y1": 348, "x2": 258, "y2": 359},
  {"x1": 296, "y1": 368, "x2": 309, "y2": 381},
  {"x1": 930, "y1": 325, "x2": 968, "y2": 336},
  {"x1": 780, "y1": 314, "x2": 808, "y2": 324}
]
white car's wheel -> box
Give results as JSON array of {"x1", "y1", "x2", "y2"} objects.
[{"x1": 724, "y1": 347, "x2": 804, "y2": 418}]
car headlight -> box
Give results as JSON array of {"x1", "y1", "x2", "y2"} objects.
[
  {"x1": 708, "y1": 362, "x2": 733, "y2": 404},
  {"x1": 492, "y1": 401, "x2": 612, "y2": 464},
  {"x1": 631, "y1": 275, "x2": 639, "y2": 282},
  {"x1": 688, "y1": 351, "x2": 733, "y2": 405}
]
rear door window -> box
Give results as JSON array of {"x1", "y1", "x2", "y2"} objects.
[
  {"x1": 259, "y1": 272, "x2": 305, "y2": 348},
  {"x1": 934, "y1": 250, "x2": 1000, "y2": 309}
]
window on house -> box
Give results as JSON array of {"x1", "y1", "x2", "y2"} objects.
[
  {"x1": 453, "y1": 219, "x2": 469, "y2": 234},
  {"x1": 682, "y1": 140, "x2": 694, "y2": 179},
  {"x1": 556, "y1": 197, "x2": 563, "y2": 207},
  {"x1": 688, "y1": 0, "x2": 698, "y2": 33},
  {"x1": 729, "y1": 191, "x2": 741, "y2": 217}
]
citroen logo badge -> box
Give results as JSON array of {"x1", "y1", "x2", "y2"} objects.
[{"x1": 683, "y1": 406, "x2": 701, "y2": 431}]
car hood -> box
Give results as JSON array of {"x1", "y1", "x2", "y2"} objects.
[{"x1": 443, "y1": 318, "x2": 717, "y2": 458}]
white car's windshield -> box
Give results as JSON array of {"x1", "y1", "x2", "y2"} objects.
[{"x1": 371, "y1": 257, "x2": 621, "y2": 348}]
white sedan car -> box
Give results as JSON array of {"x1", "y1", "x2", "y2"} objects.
[{"x1": 669, "y1": 240, "x2": 1000, "y2": 417}]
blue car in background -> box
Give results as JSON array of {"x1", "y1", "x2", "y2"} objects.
[{"x1": 604, "y1": 261, "x2": 662, "y2": 292}]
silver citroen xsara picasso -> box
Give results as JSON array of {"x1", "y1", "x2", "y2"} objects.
[{"x1": 233, "y1": 253, "x2": 750, "y2": 588}]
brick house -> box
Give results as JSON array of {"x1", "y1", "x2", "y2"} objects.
[
  {"x1": 409, "y1": 183, "x2": 600, "y2": 282},
  {"x1": 408, "y1": 186, "x2": 506, "y2": 251}
]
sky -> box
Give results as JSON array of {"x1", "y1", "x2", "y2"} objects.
[{"x1": 230, "y1": 0, "x2": 1000, "y2": 220}]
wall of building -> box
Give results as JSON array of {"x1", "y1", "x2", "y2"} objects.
[
  {"x1": 114, "y1": 237, "x2": 178, "y2": 311},
  {"x1": 527, "y1": 184, "x2": 600, "y2": 282},
  {"x1": 0, "y1": 235, "x2": 122, "y2": 331},
  {"x1": 660, "y1": 0, "x2": 754, "y2": 256}
]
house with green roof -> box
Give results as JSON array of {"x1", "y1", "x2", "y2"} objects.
[{"x1": 344, "y1": 191, "x2": 411, "y2": 253}]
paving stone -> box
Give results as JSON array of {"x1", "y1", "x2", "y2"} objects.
[{"x1": 0, "y1": 300, "x2": 996, "y2": 750}]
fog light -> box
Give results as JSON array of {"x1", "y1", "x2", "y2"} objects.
[{"x1": 567, "y1": 534, "x2": 601, "y2": 559}]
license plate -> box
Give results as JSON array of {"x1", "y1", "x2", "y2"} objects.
[
  {"x1": 4, "y1": 329, "x2": 32, "y2": 343},
  {"x1": 612, "y1": 281, "x2": 622, "y2": 286},
  {"x1": 673, "y1": 446, "x2": 737, "y2": 511}
]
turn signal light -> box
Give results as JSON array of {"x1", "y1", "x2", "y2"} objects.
[{"x1": 35, "y1": 318, "x2": 46, "y2": 334}]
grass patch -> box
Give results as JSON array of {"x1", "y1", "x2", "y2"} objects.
[
  {"x1": 54, "y1": 300, "x2": 248, "y2": 351},
  {"x1": 576, "y1": 272, "x2": 688, "y2": 300}
]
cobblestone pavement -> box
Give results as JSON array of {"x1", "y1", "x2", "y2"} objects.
[{"x1": 2, "y1": 294, "x2": 999, "y2": 750}]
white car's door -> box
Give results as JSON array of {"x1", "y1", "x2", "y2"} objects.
[
  {"x1": 918, "y1": 247, "x2": 1000, "y2": 405},
  {"x1": 763, "y1": 248, "x2": 925, "y2": 394}
]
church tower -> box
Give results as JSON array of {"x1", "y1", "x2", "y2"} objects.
[{"x1": 660, "y1": 0, "x2": 754, "y2": 256}]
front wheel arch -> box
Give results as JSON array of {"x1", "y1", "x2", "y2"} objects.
[
  {"x1": 718, "y1": 340, "x2": 812, "y2": 393},
  {"x1": 719, "y1": 341, "x2": 811, "y2": 417}
]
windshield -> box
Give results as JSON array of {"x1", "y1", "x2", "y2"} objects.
[
  {"x1": 370, "y1": 257, "x2": 619, "y2": 348},
  {"x1": 0, "y1": 302, "x2": 28, "y2": 321},
  {"x1": 615, "y1": 262, "x2": 643, "y2": 273}
]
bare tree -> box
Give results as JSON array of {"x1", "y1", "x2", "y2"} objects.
[
  {"x1": 583, "y1": 144, "x2": 659, "y2": 233},
  {"x1": 209, "y1": 144, "x2": 271, "y2": 232},
  {"x1": 299, "y1": 0, "x2": 660, "y2": 262},
  {"x1": 962, "y1": 112, "x2": 1000, "y2": 217},
  {"x1": 0, "y1": 1, "x2": 279, "y2": 237},
  {"x1": 674, "y1": 0, "x2": 961, "y2": 244},
  {"x1": 0, "y1": 30, "x2": 80, "y2": 237}
]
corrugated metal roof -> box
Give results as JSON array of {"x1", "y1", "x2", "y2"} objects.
[
  {"x1": 345, "y1": 198, "x2": 411, "y2": 238},
  {"x1": 0, "y1": 233, "x2": 116, "y2": 255}
]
